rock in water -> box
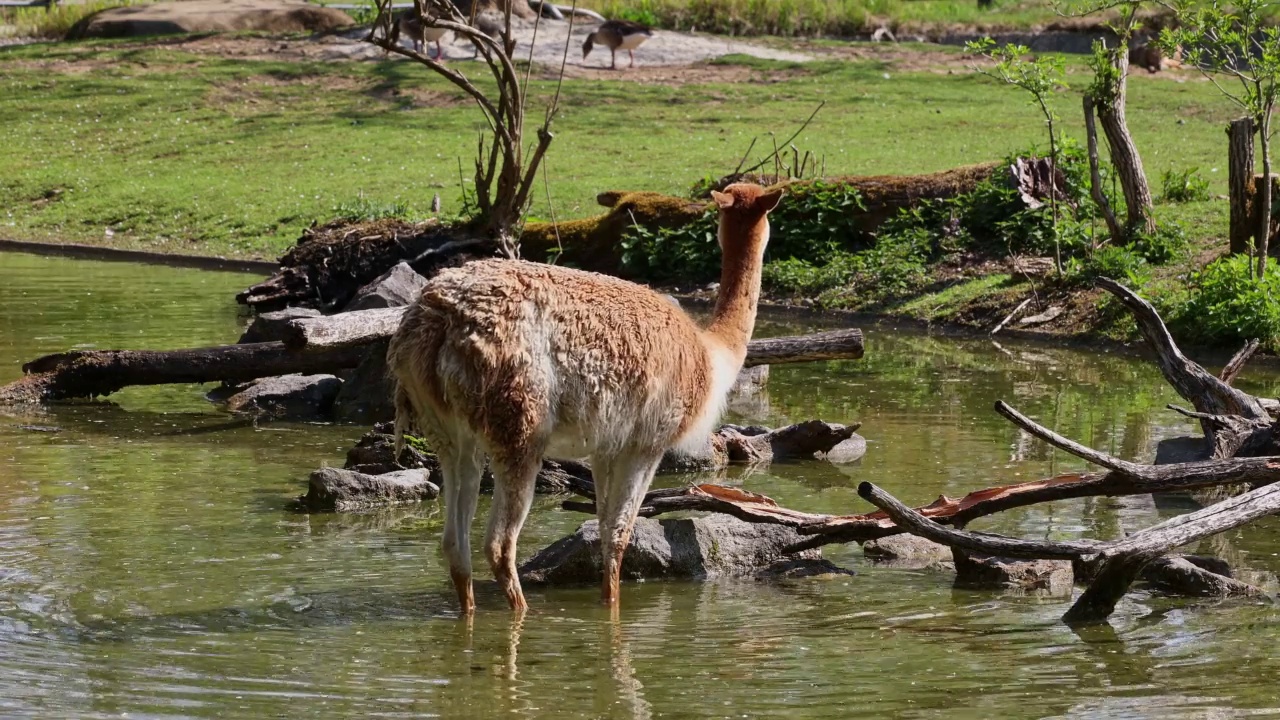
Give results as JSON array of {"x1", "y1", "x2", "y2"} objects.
[
  {"x1": 863, "y1": 534, "x2": 952, "y2": 568},
  {"x1": 299, "y1": 467, "x2": 439, "y2": 511},
  {"x1": 953, "y1": 551, "x2": 1073, "y2": 596},
  {"x1": 342, "y1": 262, "x2": 429, "y2": 312},
  {"x1": 237, "y1": 307, "x2": 322, "y2": 344},
  {"x1": 332, "y1": 340, "x2": 395, "y2": 424},
  {"x1": 519, "y1": 515, "x2": 845, "y2": 585},
  {"x1": 223, "y1": 373, "x2": 342, "y2": 420}
]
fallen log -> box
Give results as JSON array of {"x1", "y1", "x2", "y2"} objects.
[
  {"x1": 857, "y1": 480, "x2": 1265, "y2": 619},
  {"x1": 1063, "y1": 480, "x2": 1280, "y2": 623},
  {"x1": 2, "y1": 326, "x2": 863, "y2": 403},
  {"x1": 0, "y1": 342, "x2": 367, "y2": 403},
  {"x1": 282, "y1": 304, "x2": 865, "y2": 361},
  {"x1": 1096, "y1": 278, "x2": 1276, "y2": 458}
]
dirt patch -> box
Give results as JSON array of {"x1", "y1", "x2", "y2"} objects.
[{"x1": 546, "y1": 61, "x2": 806, "y2": 86}]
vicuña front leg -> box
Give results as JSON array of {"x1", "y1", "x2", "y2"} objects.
[
  {"x1": 439, "y1": 438, "x2": 484, "y2": 615},
  {"x1": 595, "y1": 452, "x2": 664, "y2": 606},
  {"x1": 485, "y1": 453, "x2": 541, "y2": 613}
]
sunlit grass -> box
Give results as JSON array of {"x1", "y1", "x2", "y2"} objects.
[
  {"x1": 0, "y1": 0, "x2": 149, "y2": 39},
  {"x1": 0, "y1": 38, "x2": 1242, "y2": 259}
]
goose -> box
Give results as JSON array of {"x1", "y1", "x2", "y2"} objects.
[
  {"x1": 582, "y1": 19, "x2": 653, "y2": 70},
  {"x1": 398, "y1": 11, "x2": 449, "y2": 60}
]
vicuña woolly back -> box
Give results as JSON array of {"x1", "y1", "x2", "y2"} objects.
[{"x1": 387, "y1": 182, "x2": 783, "y2": 614}]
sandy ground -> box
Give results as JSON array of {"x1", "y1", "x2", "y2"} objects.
[{"x1": 300, "y1": 18, "x2": 815, "y2": 68}]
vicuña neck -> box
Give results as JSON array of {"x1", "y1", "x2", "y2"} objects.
[{"x1": 705, "y1": 217, "x2": 768, "y2": 356}]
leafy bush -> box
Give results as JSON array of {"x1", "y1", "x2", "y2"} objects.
[
  {"x1": 1126, "y1": 222, "x2": 1189, "y2": 265},
  {"x1": 763, "y1": 229, "x2": 929, "y2": 304},
  {"x1": 620, "y1": 181, "x2": 864, "y2": 285},
  {"x1": 1160, "y1": 168, "x2": 1212, "y2": 203},
  {"x1": 1062, "y1": 245, "x2": 1150, "y2": 288},
  {"x1": 1168, "y1": 255, "x2": 1280, "y2": 349},
  {"x1": 767, "y1": 180, "x2": 867, "y2": 261},
  {"x1": 618, "y1": 212, "x2": 719, "y2": 284}
]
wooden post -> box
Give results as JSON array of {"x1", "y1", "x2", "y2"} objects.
[{"x1": 1228, "y1": 117, "x2": 1256, "y2": 257}]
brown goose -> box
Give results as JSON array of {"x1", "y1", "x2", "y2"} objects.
[
  {"x1": 582, "y1": 19, "x2": 653, "y2": 69},
  {"x1": 397, "y1": 11, "x2": 449, "y2": 60}
]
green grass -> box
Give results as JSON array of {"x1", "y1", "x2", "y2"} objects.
[
  {"x1": 889, "y1": 274, "x2": 1017, "y2": 321},
  {"x1": 0, "y1": 1, "x2": 147, "y2": 39},
  {"x1": 0, "y1": 36, "x2": 1242, "y2": 259}
]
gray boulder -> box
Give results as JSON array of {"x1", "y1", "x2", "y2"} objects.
[
  {"x1": 224, "y1": 373, "x2": 342, "y2": 420},
  {"x1": 237, "y1": 306, "x2": 321, "y2": 345},
  {"x1": 863, "y1": 533, "x2": 952, "y2": 568},
  {"x1": 299, "y1": 467, "x2": 439, "y2": 512},
  {"x1": 519, "y1": 515, "x2": 840, "y2": 586},
  {"x1": 342, "y1": 262, "x2": 428, "y2": 312}
]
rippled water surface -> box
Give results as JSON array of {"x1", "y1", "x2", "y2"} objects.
[{"x1": 3, "y1": 252, "x2": 1280, "y2": 718}]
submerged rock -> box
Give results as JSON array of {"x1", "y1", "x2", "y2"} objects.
[
  {"x1": 299, "y1": 467, "x2": 439, "y2": 512},
  {"x1": 223, "y1": 373, "x2": 342, "y2": 420},
  {"x1": 953, "y1": 551, "x2": 1073, "y2": 596},
  {"x1": 519, "y1": 515, "x2": 842, "y2": 586}
]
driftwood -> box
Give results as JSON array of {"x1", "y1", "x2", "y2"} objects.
[
  {"x1": 2, "y1": 326, "x2": 863, "y2": 403},
  {"x1": 0, "y1": 343, "x2": 367, "y2": 403}
]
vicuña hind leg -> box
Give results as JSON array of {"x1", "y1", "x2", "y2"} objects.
[
  {"x1": 485, "y1": 452, "x2": 542, "y2": 613},
  {"x1": 438, "y1": 434, "x2": 484, "y2": 615},
  {"x1": 594, "y1": 451, "x2": 664, "y2": 607}
]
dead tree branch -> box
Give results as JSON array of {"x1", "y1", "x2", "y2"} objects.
[{"x1": 367, "y1": 0, "x2": 563, "y2": 257}]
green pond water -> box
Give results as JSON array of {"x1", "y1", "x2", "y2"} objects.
[{"x1": 3, "y1": 251, "x2": 1280, "y2": 718}]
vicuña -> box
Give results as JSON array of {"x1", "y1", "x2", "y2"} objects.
[{"x1": 388, "y1": 182, "x2": 783, "y2": 614}]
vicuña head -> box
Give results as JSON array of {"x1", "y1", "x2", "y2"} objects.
[{"x1": 387, "y1": 182, "x2": 782, "y2": 616}]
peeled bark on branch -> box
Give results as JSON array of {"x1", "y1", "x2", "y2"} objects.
[{"x1": 0, "y1": 343, "x2": 366, "y2": 404}]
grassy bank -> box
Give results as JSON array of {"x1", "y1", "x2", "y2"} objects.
[{"x1": 0, "y1": 37, "x2": 1237, "y2": 260}]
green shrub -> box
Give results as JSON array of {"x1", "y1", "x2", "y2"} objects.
[
  {"x1": 1127, "y1": 222, "x2": 1189, "y2": 265},
  {"x1": 767, "y1": 180, "x2": 867, "y2": 261},
  {"x1": 1062, "y1": 245, "x2": 1151, "y2": 288},
  {"x1": 618, "y1": 211, "x2": 719, "y2": 284},
  {"x1": 1160, "y1": 168, "x2": 1212, "y2": 203},
  {"x1": 1168, "y1": 255, "x2": 1280, "y2": 349}
]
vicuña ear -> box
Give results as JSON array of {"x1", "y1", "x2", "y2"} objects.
[
  {"x1": 710, "y1": 190, "x2": 734, "y2": 209},
  {"x1": 758, "y1": 188, "x2": 784, "y2": 213}
]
